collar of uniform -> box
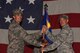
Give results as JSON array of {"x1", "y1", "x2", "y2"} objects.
[
  {"x1": 12, "y1": 20, "x2": 20, "y2": 26},
  {"x1": 62, "y1": 24, "x2": 69, "y2": 29},
  {"x1": 12, "y1": 20, "x2": 19, "y2": 25}
]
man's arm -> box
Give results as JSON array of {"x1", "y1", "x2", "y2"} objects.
[
  {"x1": 43, "y1": 29, "x2": 70, "y2": 52},
  {"x1": 19, "y1": 27, "x2": 42, "y2": 47}
]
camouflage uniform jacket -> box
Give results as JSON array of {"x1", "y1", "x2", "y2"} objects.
[
  {"x1": 43, "y1": 24, "x2": 74, "y2": 53},
  {"x1": 7, "y1": 20, "x2": 41, "y2": 53}
]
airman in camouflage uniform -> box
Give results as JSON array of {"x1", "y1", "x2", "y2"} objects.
[
  {"x1": 41, "y1": 15, "x2": 74, "y2": 53},
  {"x1": 7, "y1": 9, "x2": 42, "y2": 53}
]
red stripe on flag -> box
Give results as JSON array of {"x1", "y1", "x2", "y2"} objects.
[
  {"x1": 73, "y1": 42, "x2": 80, "y2": 53},
  {"x1": 48, "y1": 13, "x2": 80, "y2": 29}
]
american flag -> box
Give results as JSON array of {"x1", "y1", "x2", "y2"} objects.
[
  {"x1": 0, "y1": 0, "x2": 43, "y2": 30},
  {"x1": 0, "y1": 0, "x2": 80, "y2": 53}
]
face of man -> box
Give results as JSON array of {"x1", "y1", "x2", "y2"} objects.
[
  {"x1": 59, "y1": 18, "x2": 68, "y2": 27},
  {"x1": 13, "y1": 14, "x2": 22, "y2": 24}
]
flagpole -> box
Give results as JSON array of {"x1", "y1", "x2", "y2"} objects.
[{"x1": 41, "y1": 4, "x2": 48, "y2": 53}]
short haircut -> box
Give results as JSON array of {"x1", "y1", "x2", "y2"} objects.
[
  {"x1": 13, "y1": 9, "x2": 23, "y2": 16},
  {"x1": 58, "y1": 15, "x2": 69, "y2": 20}
]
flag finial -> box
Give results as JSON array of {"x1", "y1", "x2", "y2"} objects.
[{"x1": 44, "y1": 4, "x2": 48, "y2": 10}]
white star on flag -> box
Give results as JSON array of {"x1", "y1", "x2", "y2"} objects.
[
  {"x1": 19, "y1": 7, "x2": 24, "y2": 12},
  {"x1": 6, "y1": 0, "x2": 13, "y2": 4},
  {"x1": 0, "y1": 5, "x2": 1, "y2": 8},
  {"x1": 27, "y1": 16, "x2": 35, "y2": 24},
  {"x1": 28, "y1": 0, "x2": 35, "y2": 4},
  {"x1": 4, "y1": 15, "x2": 12, "y2": 23},
  {"x1": 0, "y1": 7, "x2": 1, "y2": 9}
]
